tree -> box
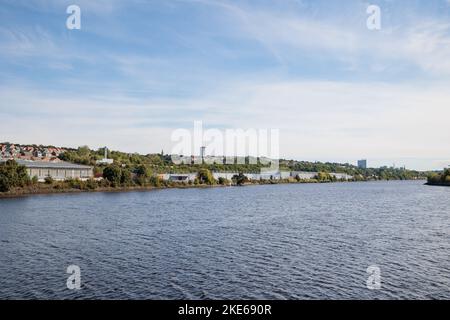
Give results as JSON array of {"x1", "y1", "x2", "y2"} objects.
[
  {"x1": 316, "y1": 172, "x2": 333, "y2": 182},
  {"x1": 0, "y1": 175, "x2": 9, "y2": 192},
  {"x1": 197, "y1": 169, "x2": 215, "y2": 185},
  {"x1": 134, "y1": 165, "x2": 152, "y2": 186},
  {"x1": 218, "y1": 177, "x2": 230, "y2": 185},
  {"x1": 44, "y1": 176, "x2": 54, "y2": 184},
  {"x1": 232, "y1": 173, "x2": 249, "y2": 186},
  {"x1": 103, "y1": 165, "x2": 122, "y2": 187},
  {"x1": 120, "y1": 169, "x2": 132, "y2": 186},
  {"x1": 0, "y1": 160, "x2": 30, "y2": 192}
]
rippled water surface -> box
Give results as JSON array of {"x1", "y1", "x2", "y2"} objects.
[{"x1": 0, "y1": 181, "x2": 449, "y2": 299}]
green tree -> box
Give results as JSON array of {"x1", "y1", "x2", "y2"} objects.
[
  {"x1": 232, "y1": 173, "x2": 249, "y2": 186},
  {"x1": 103, "y1": 165, "x2": 122, "y2": 187},
  {"x1": 0, "y1": 175, "x2": 9, "y2": 192},
  {"x1": 218, "y1": 177, "x2": 230, "y2": 185},
  {"x1": 120, "y1": 169, "x2": 132, "y2": 186},
  {"x1": 0, "y1": 160, "x2": 30, "y2": 192},
  {"x1": 31, "y1": 175, "x2": 39, "y2": 185},
  {"x1": 316, "y1": 172, "x2": 332, "y2": 182},
  {"x1": 197, "y1": 169, "x2": 215, "y2": 185},
  {"x1": 44, "y1": 176, "x2": 54, "y2": 184}
]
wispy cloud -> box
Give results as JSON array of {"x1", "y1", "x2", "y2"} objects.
[
  {"x1": 186, "y1": 0, "x2": 450, "y2": 76},
  {"x1": 1, "y1": 0, "x2": 450, "y2": 170},
  {"x1": 1, "y1": 78, "x2": 449, "y2": 170}
]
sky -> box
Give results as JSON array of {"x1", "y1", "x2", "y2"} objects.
[{"x1": 1, "y1": 0, "x2": 450, "y2": 170}]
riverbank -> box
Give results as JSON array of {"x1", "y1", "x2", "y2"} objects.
[
  {"x1": 0, "y1": 178, "x2": 426, "y2": 199},
  {"x1": 0, "y1": 182, "x2": 228, "y2": 199}
]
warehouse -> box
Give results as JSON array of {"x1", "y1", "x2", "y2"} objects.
[{"x1": 12, "y1": 159, "x2": 93, "y2": 182}]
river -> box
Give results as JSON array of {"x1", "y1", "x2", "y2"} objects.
[{"x1": 0, "y1": 180, "x2": 448, "y2": 299}]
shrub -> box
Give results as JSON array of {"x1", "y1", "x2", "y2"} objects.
[
  {"x1": 218, "y1": 177, "x2": 230, "y2": 185},
  {"x1": 0, "y1": 175, "x2": 9, "y2": 192},
  {"x1": 103, "y1": 165, "x2": 122, "y2": 187},
  {"x1": 197, "y1": 169, "x2": 215, "y2": 185},
  {"x1": 44, "y1": 176, "x2": 54, "y2": 184},
  {"x1": 86, "y1": 178, "x2": 98, "y2": 190},
  {"x1": 149, "y1": 176, "x2": 161, "y2": 187},
  {"x1": 232, "y1": 173, "x2": 249, "y2": 186},
  {"x1": 31, "y1": 175, "x2": 39, "y2": 185},
  {"x1": 120, "y1": 170, "x2": 132, "y2": 186},
  {"x1": 65, "y1": 178, "x2": 82, "y2": 189}
]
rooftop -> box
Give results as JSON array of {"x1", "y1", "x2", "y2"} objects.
[{"x1": 0, "y1": 159, "x2": 92, "y2": 169}]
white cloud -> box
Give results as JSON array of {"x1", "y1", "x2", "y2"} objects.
[
  {"x1": 1, "y1": 79, "x2": 450, "y2": 170},
  {"x1": 189, "y1": 0, "x2": 450, "y2": 76}
]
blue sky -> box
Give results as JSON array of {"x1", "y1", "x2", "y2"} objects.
[{"x1": 1, "y1": 0, "x2": 450, "y2": 170}]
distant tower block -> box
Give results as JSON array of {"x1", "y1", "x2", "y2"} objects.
[
  {"x1": 357, "y1": 159, "x2": 367, "y2": 169},
  {"x1": 200, "y1": 146, "x2": 206, "y2": 162}
]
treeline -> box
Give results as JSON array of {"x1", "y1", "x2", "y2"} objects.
[
  {"x1": 57, "y1": 146, "x2": 427, "y2": 181},
  {"x1": 427, "y1": 169, "x2": 450, "y2": 186},
  {"x1": 283, "y1": 160, "x2": 425, "y2": 180}
]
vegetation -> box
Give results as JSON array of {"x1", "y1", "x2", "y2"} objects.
[
  {"x1": 218, "y1": 177, "x2": 230, "y2": 185},
  {"x1": 427, "y1": 169, "x2": 450, "y2": 186},
  {"x1": 315, "y1": 172, "x2": 336, "y2": 183},
  {"x1": 232, "y1": 173, "x2": 250, "y2": 186},
  {"x1": 0, "y1": 160, "x2": 30, "y2": 192},
  {"x1": 197, "y1": 169, "x2": 215, "y2": 185},
  {"x1": 55, "y1": 146, "x2": 428, "y2": 181},
  {"x1": 0, "y1": 143, "x2": 432, "y2": 196}
]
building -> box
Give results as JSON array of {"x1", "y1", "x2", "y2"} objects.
[
  {"x1": 200, "y1": 146, "x2": 206, "y2": 162},
  {"x1": 159, "y1": 173, "x2": 197, "y2": 182},
  {"x1": 96, "y1": 147, "x2": 114, "y2": 165},
  {"x1": 157, "y1": 170, "x2": 353, "y2": 182},
  {"x1": 357, "y1": 159, "x2": 367, "y2": 169},
  {"x1": 212, "y1": 172, "x2": 238, "y2": 181},
  {"x1": 7, "y1": 159, "x2": 94, "y2": 182}
]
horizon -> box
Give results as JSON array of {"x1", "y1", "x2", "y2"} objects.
[{"x1": 1, "y1": 1, "x2": 450, "y2": 171}]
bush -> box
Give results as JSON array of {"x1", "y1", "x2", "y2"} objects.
[
  {"x1": 232, "y1": 173, "x2": 249, "y2": 186},
  {"x1": 197, "y1": 169, "x2": 216, "y2": 185},
  {"x1": 0, "y1": 175, "x2": 9, "y2": 192},
  {"x1": 218, "y1": 177, "x2": 230, "y2": 185},
  {"x1": 65, "y1": 178, "x2": 83, "y2": 189},
  {"x1": 44, "y1": 176, "x2": 54, "y2": 184},
  {"x1": 103, "y1": 165, "x2": 122, "y2": 187},
  {"x1": 149, "y1": 176, "x2": 161, "y2": 187},
  {"x1": 86, "y1": 178, "x2": 98, "y2": 190},
  {"x1": 120, "y1": 170, "x2": 132, "y2": 186}
]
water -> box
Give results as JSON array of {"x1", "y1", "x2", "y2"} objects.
[{"x1": 0, "y1": 180, "x2": 449, "y2": 299}]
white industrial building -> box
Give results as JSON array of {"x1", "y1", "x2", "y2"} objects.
[{"x1": 9, "y1": 159, "x2": 94, "y2": 182}]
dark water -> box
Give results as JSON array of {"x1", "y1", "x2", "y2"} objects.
[{"x1": 0, "y1": 181, "x2": 449, "y2": 299}]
